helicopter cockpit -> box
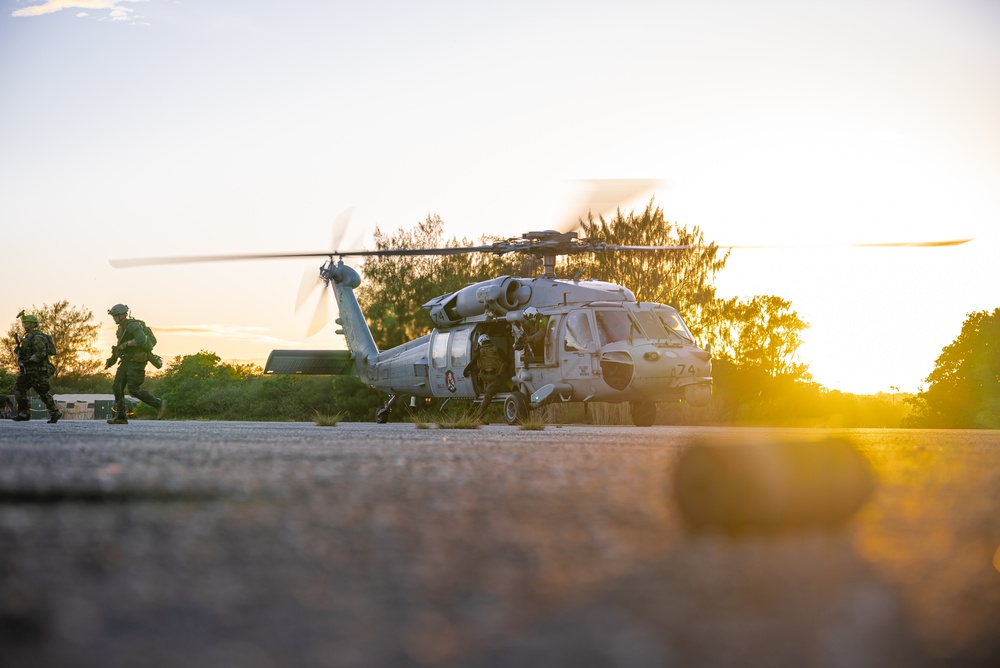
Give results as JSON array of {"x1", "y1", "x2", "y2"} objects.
[{"x1": 592, "y1": 306, "x2": 696, "y2": 347}]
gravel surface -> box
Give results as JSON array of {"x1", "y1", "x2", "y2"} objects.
[{"x1": 1, "y1": 421, "x2": 998, "y2": 667}]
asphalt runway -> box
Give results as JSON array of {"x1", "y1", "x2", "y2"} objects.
[{"x1": 1, "y1": 421, "x2": 999, "y2": 668}]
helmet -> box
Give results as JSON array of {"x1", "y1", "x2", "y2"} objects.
[
  {"x1": 108, "y1": 304, "x2": 129, "y2": 316},
  {"x1": 18, "y1": 312, "x2": 38, "y2": 324},
  {"x1": 523, "y1": 307, "x2": 538, "y2": 319},
  {"x1": 477, "y1": 334, "x2": 491, "y2": 346}
]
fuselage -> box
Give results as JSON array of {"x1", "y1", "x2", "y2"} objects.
[{"x1": 350, "y1": 275, "x2": 712, "y2": 408}]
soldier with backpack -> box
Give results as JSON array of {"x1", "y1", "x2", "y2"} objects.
[
  {"x1": 105, "y1": 303, "x2": 165, "y2": 424},
  {"x1": 11, "y1": 311, "x2": 61, "y2": 423},
  {"x1": 463, "y1": 334, "x2": 510, "y2": 421}
]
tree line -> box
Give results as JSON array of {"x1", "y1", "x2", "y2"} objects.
[{"x1": 2, "y1": 205, "x2": 996, "y2": 427}]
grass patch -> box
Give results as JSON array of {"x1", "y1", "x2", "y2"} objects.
[
  {"x1": 518, "y1": 413, "x2": 547, "y2": 431},
  {"x1": 313, "y1": 410, "x2": 345, "y2": 426},
  {"x1": 435, "y1": 410, "x2": 482, "y2": 430}
]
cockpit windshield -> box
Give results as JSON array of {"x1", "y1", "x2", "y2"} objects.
[
  {"x1": 632, "y1": 311, "x2": 671, "y2": 341},
  {"x1": 592, "y1": 307, "x2": 696, "y2": 347},
  {"x1": 654, "y1": 307, "x2": 695, "y2": 344}
]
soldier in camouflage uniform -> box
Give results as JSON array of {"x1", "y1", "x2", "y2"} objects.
[
  {"x1": 12, "y1": 312, "x2": 61, "y2": 423},
  {"x1": 463, "y1": 334, "x2": 510, "y2": 421},
  {"x1": 105, "y1": 304, "x2": 165, "y2": 424}
]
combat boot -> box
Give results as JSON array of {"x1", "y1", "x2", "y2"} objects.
[
  {"x1": 107, "y1": 403, "x2": 128, "y2": 424},
  {"x1": 47, "y1": 410, "x2": 62, "y2": 424},
  {"x1": 12, "y1": 414, "x2": 30, "y2": 422}
]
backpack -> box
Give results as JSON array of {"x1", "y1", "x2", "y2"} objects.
[
  {"x1": 130, "y1": 319, "x2": 157, "y2": 352},
  {"x1": 139, "y1": 320, "x2": 157, "y2": 351},
  {"x1": 479, "y1": 345, "x2": 503, "y2": 376},
  {"x1": 42, "y1": 332, "x2": 57, "y2": 357}
]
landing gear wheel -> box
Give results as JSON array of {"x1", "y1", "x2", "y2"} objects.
[
  {"x1": 503, "y1": 391, "x2": 529, "y2": 425},
  {"x1": 630, "y1": 401, "x2": 657, "y2": 427},
  {"x1": 375, "y1": 395, "x2": 398, "y2": 424}
]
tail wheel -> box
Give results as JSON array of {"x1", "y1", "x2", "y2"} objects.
[
  {"x1": 630, "y1": 401, "x2": 657, "y2": 427},
  {"x1": 504, "y1": 391, "x2": 529, "y2": 425}
]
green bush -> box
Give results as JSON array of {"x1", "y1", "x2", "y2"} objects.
[{"x1": 147, "y1": 351, "x2": 386, "y2": 421}]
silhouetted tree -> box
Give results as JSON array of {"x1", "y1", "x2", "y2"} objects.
[
  {"x1": 701, "y1": 295, "x2": 810, "y2": 380},
  {"x1": 905, "y1": 308, "x2": 1000, "y2": 428}
]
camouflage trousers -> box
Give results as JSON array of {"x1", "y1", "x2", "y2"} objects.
[
  {"x1": 476, "y1": 372, "x2": 504, "y2": 419},
  {"x1": 14, "y1": 366, "x2": 57, "y2": 418},
  {"x1": 113, "y1": 360, "x2": 163, "y2": 413}
]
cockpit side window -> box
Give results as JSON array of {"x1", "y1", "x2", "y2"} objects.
[
  {"x1": 563, "y1": 311, "x2": 596, "y2": 352},
  {"x1": 595, "y1": 310, "x2": 632, "y2": 347}
]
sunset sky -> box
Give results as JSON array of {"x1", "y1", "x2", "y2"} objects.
[{"x1": 2, "y1": 0, "x2": 998, "y2": 394}]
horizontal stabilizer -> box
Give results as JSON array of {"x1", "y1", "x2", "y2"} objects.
[{"x1": 264, "y1": 350, "x2": 354, "y2": 375}]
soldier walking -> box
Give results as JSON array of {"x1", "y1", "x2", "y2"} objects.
[
  {"x1": 105, "y1": 304, "x2": 165, "y2": 424},
  {"x1": 463, "y1": 334, "x2": 509, "y2": 421},
  {"x1": 12, "y1": 311, "x2": 61, "y2": 423}
]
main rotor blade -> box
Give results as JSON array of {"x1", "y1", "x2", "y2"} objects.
[
  {"x1": 330, "y1": 207, "x2": 360, "y2": 252},
  {"x1": 110, "y1": 245, "x2": 500, "y2": 268},
  {"x1": 713, "y1": 239, "x2": 974, "y2": 250},
  {"x1": 110, "y1": 252, "x2": 341, "y2": 268},
  {"x1": 599, "y1": 238, "x2": 973, "y2": 252},
  {"x1": 848, "y1": 239, "x2": 973, "y2": 248},
  {"x1": 109, "y1": 236, "x2": 973, "y2": 269},
  {"x1": 557, "y1": 179, "x2": 663, "y2": 233}
]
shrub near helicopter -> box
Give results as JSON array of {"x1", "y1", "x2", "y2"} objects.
[{"x1": 111, "y1": 197, "x2": 971, "y2": 426}]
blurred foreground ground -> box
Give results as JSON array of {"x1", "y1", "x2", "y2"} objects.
[{"x1": 0, "y1": 422, "x2": 998, "y2": 667}]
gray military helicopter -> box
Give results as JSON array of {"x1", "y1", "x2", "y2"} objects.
[
  {"x1": 111, "y1": 189, "x2": 971, "y2": 426},
  {"x1": 271, "y1": 228, "x2": 713, "y2": 426}
]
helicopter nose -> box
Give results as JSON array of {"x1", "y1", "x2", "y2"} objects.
[{"x1": 608, "y1": 344, "x2": 710, "y2": 395}]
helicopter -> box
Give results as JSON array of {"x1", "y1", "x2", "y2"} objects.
[
  {"x1": 264, "y1": 228, "x2": 714, "y2": 426},
  {"x1": 111, "y1": 197, "x2": 971, "y2": 426}
]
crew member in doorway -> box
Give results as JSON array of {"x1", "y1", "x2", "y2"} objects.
[{"x1": 517, "y1": 307, "x2": 548, "y2": 363}]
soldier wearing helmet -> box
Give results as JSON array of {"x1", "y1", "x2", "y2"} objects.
[
  {"x1": 517, "y1": 307, "x2": 548, "y2": 364},
  {"x1": 11, "y1": 311, "x2": 61, "y2": 423},
  {"x1": 463, "y1": 333, "x2": 510, "y2": 421},
  {"x1": 105, "y1": 304, "x2": 165, "y2": 424}
]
